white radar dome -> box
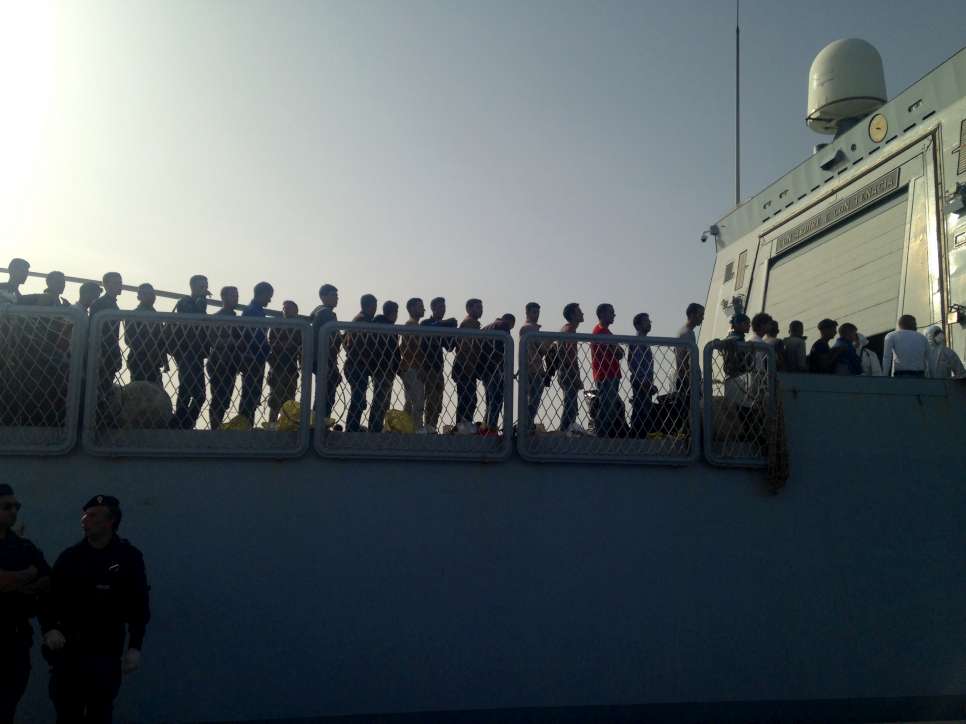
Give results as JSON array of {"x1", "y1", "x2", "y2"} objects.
[{"x1": 806, "y1": 39, "x2": 886, "y2": 135}]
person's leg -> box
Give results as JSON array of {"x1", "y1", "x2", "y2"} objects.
[
  {"x1": 424, "y1": 370, "x2": 443, "y2": 429},
  {"x1": 454, "y1": 372, "x2": 472, "y2": 424},
  {"x1": 527, "y1": 373, "x2": 544, "y2": 426},
  {"x1": 485, "y1": 373, "x2": 504, "y2": 429},
  {"x1": 345, "y1": 367, "x2": 368, "y2": 432},
  {"x1": 0, "y1": 645, "x2": 30, "y2": 724},
  {"x1": 369, "y1": 372, "x2": 393, "y2": 433},
  {"x1": 324, "y1": 371, "x2": 340, "y2": 418},
  {"x1": 402, "y1": 369, "x2": 425, "y2": 429},
  {"x1": 239, "y1": 360, "x2": 265, "y2": 423},
  {"x1": 560, "y1": 386, "x2": 578, "y2": 431},
  {"x1": 81, "y1": 654, "x2": 122, "y2": 724},
  {"x1": 597, "y1": 378, "x2": 619, "y2": 437},
  {"x1": 185, "y1": 356, "x2": 207, "y2": 428},
  {"x1": 208, "y1": 359, "x2": 232, "y2": 430},
  {"x1": 48, "y1": 649, "x2": 84, "y2": 724}
]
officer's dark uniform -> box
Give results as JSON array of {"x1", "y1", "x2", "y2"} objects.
[
  {"x1": 43, "y1": 496, "x2": 150, "y2": 724},
  {"x1": 0, "y1": 522, "x2": 50, "y2": 724}
]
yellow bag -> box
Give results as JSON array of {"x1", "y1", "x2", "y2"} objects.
[
  {"x1": 278, "y1": 400, "x2": 301, "y2": 432},
  {"x1": 384, "y1": 409, "x2": 415, "y2": 433},
  {"x1": 223, "y1": 414, "x2": 253, "y2": 431}
]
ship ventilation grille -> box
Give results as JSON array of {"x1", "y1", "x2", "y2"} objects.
[
  {"x1": 723, "y1": 262, "x2": 735, "y2": 282},
  {"x1": 959, "y1": 119, "x2": 966, "y2": 175}
]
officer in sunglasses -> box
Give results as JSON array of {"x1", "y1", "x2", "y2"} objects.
[{"x1": 0, "y1": 483, "x2": 51, "y2": 724}]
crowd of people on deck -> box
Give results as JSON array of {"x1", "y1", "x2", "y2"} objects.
[
  {"x1": 1, "y1": 256, "x2": 964, "y2": 440},
  {"x1": 721, "y1": 309, "x2": 965, "y2": 379}
]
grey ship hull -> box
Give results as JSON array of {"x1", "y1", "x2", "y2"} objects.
[{"x1": 10, "y1": 375, "x2": 966, "y2": 722}]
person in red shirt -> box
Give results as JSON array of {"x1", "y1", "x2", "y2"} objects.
[{"x1": 590, "y1": 303, "x2": 624, "y2": 437}]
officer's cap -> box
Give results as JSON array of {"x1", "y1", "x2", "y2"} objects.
[
  {"x1": 0, "y1": 484, "x2": 14, "y2": 497},
  {"x1": 83, "y1": 494, "x2": 120, "y2": 511}
]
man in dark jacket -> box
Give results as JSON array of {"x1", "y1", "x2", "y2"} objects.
[
  {"x1": 267, "y1": 300, "x2": 303, "y2": 424},
  {"x1": 368, "y1": 301, "x2": 400, "y2": 433},
  {"x1": 310, "y1": 284, "x2": 341, "y2": 418},
  {"x1": 808, "y1": 318, "x2": 838, "y2": 374},
  {"x1": 480, "y1": 314, "x2": 515, "y2": 431},
  {"x1": 419, "y1": 297, "x2": 457, "y2": 432},
  {"x1": 42, "y1": 495, "x2": 150, "y2": 724},
  {"x1": 207, "y1": 286, "x2": 241, "y2": 430},
  {"x1": 169, "y1": 275, "x2": 210, "y2": 429},
  {"x1": 89, "y1": 272, "x2": 125, "y2": 429},
  {"x1": 124, "y1": 284, "x2": 167, "y2": 386},
  {"x1": 0, "y1": 484, "x2": 51, "y2": 724},
  {"x1": 344, "y1": 294, "x2": 378, "y2": 432},
  {"x1": 238, "y1": 282, "x2": 274, "y2": 425}
]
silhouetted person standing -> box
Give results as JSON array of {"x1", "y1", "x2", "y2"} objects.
[
  {"x1": 268, "y1": 300, "x2": 302, "y2": 424},
  {"x1": 453, "y1": 298, "x2": 484, "y2": 430},
  {"x1": 480, "y1": 313, "x2": 515, "y2": 431},
  {"x1": 556, "y1": 303, "x2": 585, "y2": 432},
  {"x1": 882, "y1": 315, "x2": 929, "y2": 378},
  {"x1": 783, "y1": 321, "x2": 808, "y2": 373},
  {"x1": 311, "y1": 284, "x2": 341, "y2": 418},
  {"x1": 43, "y1": 495, "x2": 150, "y2": 724},
  {"x1": 238, "y1": 282, "x2": 274, "y2": 425},
  {"x1": 170, "y1": 275, "x2": 210, "y2": 429},
  {"x1": 591, "y1": 303, "x2": 623, "y2": 437},
  {"x1": 629, "y1": 313, "x2": 656, "y2": 437},
  {"x1": 124, "y1": 284, "x2": 167, "y2": 386},
  {"x1": 519, "y1": 302, "x2": 546, "y2": 428},
  {"x1": 73, "y1": 282, "x2": 102, "y2": 316},
  {"x1": 89, "y1": 273, "x2": 125, "y2": 427},
  {"x1": 207, "y1": 286, "x2": 241, "y2": 430},
  {"x1": 0, "y1": 484, "x2": 51, "y2": 724},
  {"x1": 44, "y1": 271, "x2": 71, "y2": 307},
  {"x1": 0, "y1": 258, "x2": 29, "y2": 304},
  {"x1": 369, "y1": 301, "x2": 400, "y2": 433},
  {"x1": 808, "y1": 319, "x2": 838, "y2": 374},
  {"x1": 419, "y1": 297, "x2": 457, "y2": 432},
  {"x1": 344, "y1": 294, "x2": 378, "y2": 432}
]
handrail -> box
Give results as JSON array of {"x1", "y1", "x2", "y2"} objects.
[
  {"x1": 81, "y1": 310, "x2": 314, "y2": 457},
  {"x1": 314, "y1": 321, "x2": 514, "y2": 461},
  {"x1": 516, "y1": 330, "x2": 701, "y2": 464},
  {"x1": 702, "y1": 339, "x2": 777, "y2": 468},
  {"x1": 0, "y1": 305, "x2": 88, "y2": 455}
]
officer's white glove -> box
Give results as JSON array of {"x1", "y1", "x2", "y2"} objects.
[
  {"x1": 122, "y1": 648, "x2": 141, "y2": 674},
  {"x1": 44, "y1": 630, "x2": 66, "y2": 650}
]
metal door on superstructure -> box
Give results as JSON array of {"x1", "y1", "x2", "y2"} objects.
[{"x1": 762, "y1": 191, "x2": 909, "y2": 341}]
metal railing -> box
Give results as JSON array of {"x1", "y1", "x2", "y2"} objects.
[
  {"x1": 516, "y1": 331, "x2": 700, "y2": 464},
  {"x1": 82, "y1": 311, "x2": 313, "y2": 457},
  {"x1": 0, "y1": 305, "x2": 87, "y2": 455},
  {"x1": 702, "y1": 339, "x2": 777, "y2": 467},
  {"x1": 314, "y1": 322, "x2": 514, "y2": 461}
]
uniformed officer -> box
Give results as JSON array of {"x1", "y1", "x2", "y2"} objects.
[
  {"x1": 0, "y1": 483, "x2": 51, "y2": 724},
  {"x1": 42, "y1": 495, "x2": 150, "y2": 724}
]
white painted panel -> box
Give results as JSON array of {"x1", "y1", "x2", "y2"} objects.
[{"x1": 764, "y1": 193, "x2": 908, "y2": 340}]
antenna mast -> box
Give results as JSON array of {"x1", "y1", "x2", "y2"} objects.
[{"x1": 735, "y1": 0, "x2": 741, "y2": 207}]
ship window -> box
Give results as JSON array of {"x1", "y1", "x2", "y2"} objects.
[
  {"x1": 734, "y1": 250, "x2": 748, "y2": 290},
  {"x1": 723, "y1": 262, "x2": 735, "y2": 282}
]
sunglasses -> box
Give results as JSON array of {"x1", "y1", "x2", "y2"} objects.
[{"x1": 0, "y1": 502, "x2": 21, "y2": 512}]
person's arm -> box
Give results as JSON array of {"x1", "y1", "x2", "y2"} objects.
[
  {"x1": 122, "y1": 549, "x2": 151, "y2": 673},
  {"x1": 882, "y1": 334, "x2": 894, "y2": 377},
  {"x1": 0, "y1": 566, "x2": 39, "y2": 593}
]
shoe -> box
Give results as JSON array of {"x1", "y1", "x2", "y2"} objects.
[{"x1": 456, "y1": 422, "x2": 477, "y2": 435}]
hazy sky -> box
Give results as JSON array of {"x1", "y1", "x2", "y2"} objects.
[{"x1": 3, "y1": 0, "x2": 963, "y2": 334}]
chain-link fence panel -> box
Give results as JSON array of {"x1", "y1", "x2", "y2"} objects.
[
  {"x1": 0, "y1": 305, "x2": 87, "y2": 455},
  {"x1": 516, "y1": 331, "x2": 700, "y2": 464},
  {"x1": 82, "y1": 311, "x2": 313, "y2": 457},
  {"x1": 314, "y1": 322, "x2": 513, "y2": 461},
  {"x1": 702, "y1": 339, "x2": 777, "y2": 467}
]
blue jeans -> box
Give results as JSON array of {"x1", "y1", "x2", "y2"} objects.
[
  {"x1": 368, "y1": 372, "x2": 394, "y2": 433},
  {"x1": 484, "y1": 373, "x2": 504, "y2": 429},
  {"x1": 560, "y1": 387, "x2": 579, "y2": 431},
  {"x1": 595, "y1": 378, "x2": 621, "y2": 437},
  {"x1": 239, "y1": 359, "x2": 265, "y2": 423},
  {"x1": 454, "y1": 370, "x2": 478, "y2": 424},
  {"x1": 346, "y1": 366, "x2": 370, "y2": 432},
  {"x1": 526, "y1": 372, "x2": 544, "y2": 426}
]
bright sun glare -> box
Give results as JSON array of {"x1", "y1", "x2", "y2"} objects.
[{"x1": 0, "y1": 0, "x2": 56, "y2": 227}]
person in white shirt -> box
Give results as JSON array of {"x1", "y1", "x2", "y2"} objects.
[
  {"x1": 925, "y1": 325, "x2": 966, "y2": 379},
  {"x1": 881, "y1": 315, "x2": 929, "y2": 378},
  {"x1": 854, "y1": 333, "x2": 883, "y2": 376}
]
